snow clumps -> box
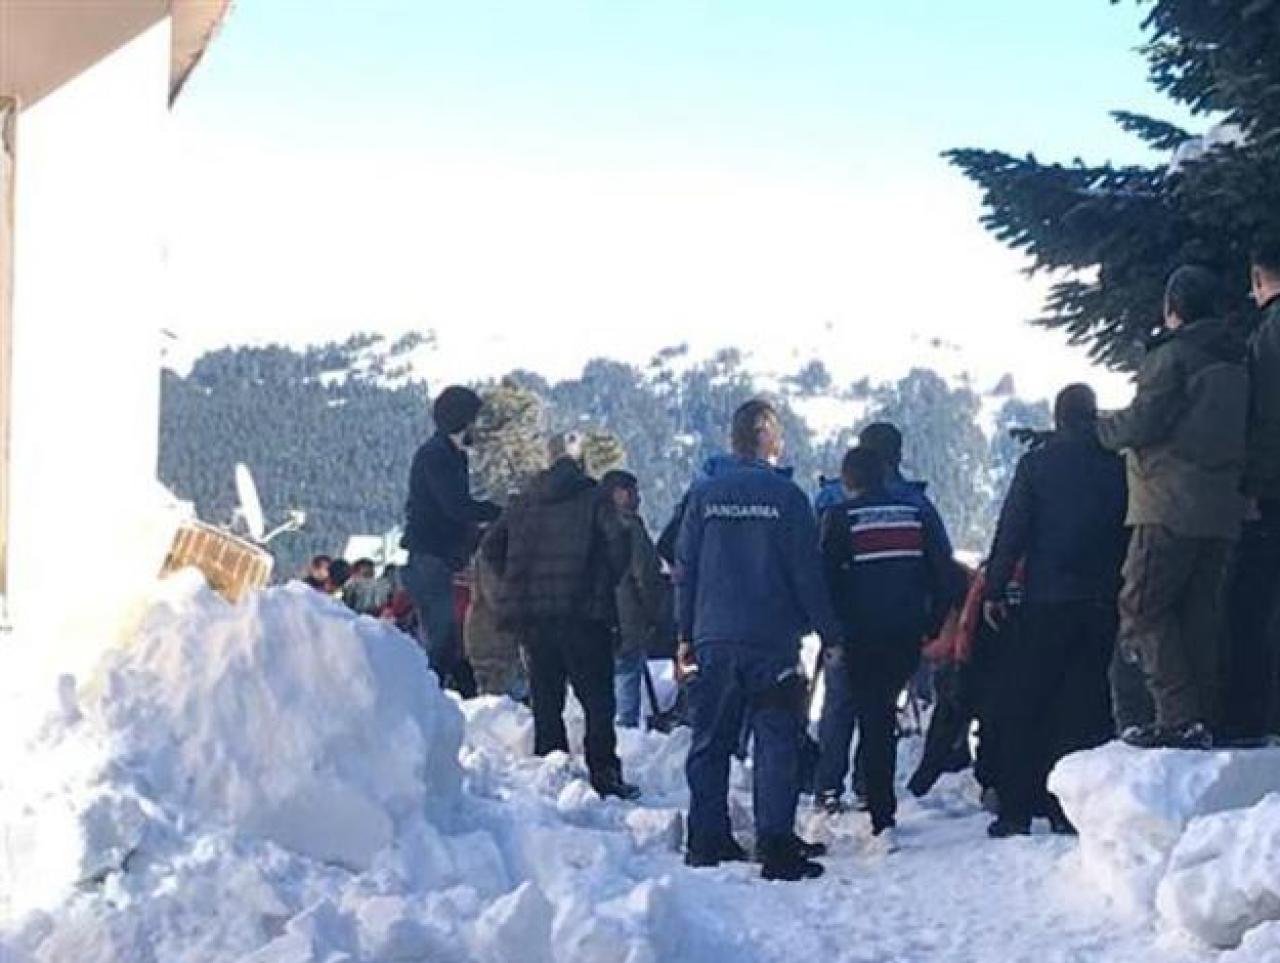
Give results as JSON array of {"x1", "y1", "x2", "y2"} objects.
[
  {"x1": 1051, "y1": 740, "x2": 1280, "y2": 952},
  {"x1": 0, "y1": 572, "x2": 686, "y2": 963}
]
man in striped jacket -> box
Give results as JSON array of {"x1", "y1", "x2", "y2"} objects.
[{"x1": 817, "y1": 446, "x2": 955, "y2": 850}]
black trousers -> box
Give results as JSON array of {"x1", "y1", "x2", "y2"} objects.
[
  {"x1": 912, "y1": 615, "x2": 1011, "y2": 795},
  {"x1": 1222, "y1": 508, "x2": 1280, "y2": 740},
  {"x1": 913, "y1": 661, "x2": 974, "y2": 789},
  {"x1": 848, "y1": 641, "x2": 920, "y2": 833},
  {"x1": 519, "y1": 619, "x2": 621, "y2": 780},
  {"x1": 998, "y1": 601, "x2": 1116, "y2": 824}
]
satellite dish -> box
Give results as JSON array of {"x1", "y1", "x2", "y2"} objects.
[{"x1": 234, "y1": 463, "x2": 266, "y2": 542}]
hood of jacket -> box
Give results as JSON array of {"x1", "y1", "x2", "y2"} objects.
[
  {"x1": 1049, "y1": 422, "x2": 1109, "y2": 449},
  {"x1": 1151, "y1": 317, "x2": 1248, "y2": 365},
  {"x1": 528, "y1": 457, "x2": 595, "y2": 504},
  {"x1": 887, "y1": 469, "x2": 929, "y2": 498},
  {"x1": 699, "y1": 453, "x2": 794, "y2": 483}
]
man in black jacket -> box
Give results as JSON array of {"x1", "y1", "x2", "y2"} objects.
[
  {"x1": 1233, "y1": 235, "x2": 1280, "y2": 740},
  {"x1": 482, "y1": 432, "x2": 638, "y2": 800},
  {"x1": 402, "y1": 386, "x2": 501, "y2": 696},
  {"x1": 984, "y1": 385, "x2": 1128, "y2": 838}
]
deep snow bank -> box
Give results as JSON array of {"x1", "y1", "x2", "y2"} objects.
[
  {"x1": 1049, "y1": 742, "x2": 1280, "y2": 914},
  {"x1": 0, "y1": 574, "x2": 686, "y2": 963},
  {"x1": 1051, "y1": 743, "x2": 1280, "y2": 953},
  {"x1": 1157, "y1": 793, "x2": 1280, "y2": 949}
]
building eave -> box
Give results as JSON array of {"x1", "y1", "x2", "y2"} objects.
[
  {"x1": 0, "y1": 0, "x2": 230, "y2": 111},
  {"x1": 169, "y1": 0, "x2": 233, "y2": 105}
]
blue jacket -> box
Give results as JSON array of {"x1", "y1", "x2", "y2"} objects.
[
  {"x1": 888, "y1": 477, "x2": 953, "y2": 559},
  {"x1": 815, "y1": 473, "x2": 954, "y2": 559},
  {"x1": 814, "y1": 476, "x2": 847, "y2": 512},
  {"x1": 675, "y1": 457, "x2": 842, "y2": 653},
  {"x1": 820, "y1": 487, "x2": 956, "y2": 647},
  {"x1": 658, "y1": 454, "x2": 794, "y2": 564}
]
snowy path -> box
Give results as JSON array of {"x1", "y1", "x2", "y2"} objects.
[
  {"x1": 472, "y1": 707, "x2": 1220, "y2": 963},
  {"x1": 659, "y1": 791, "x2": 1214, "y2": 963}
]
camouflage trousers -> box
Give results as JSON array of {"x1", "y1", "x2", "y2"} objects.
[{"x1": 1118, "y1": 525, "x2": 1233, "y2": 729}]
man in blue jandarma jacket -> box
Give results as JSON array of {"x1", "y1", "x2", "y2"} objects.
[{"x1": 675, "y1": 399, "x2": 845, "y2": 881}]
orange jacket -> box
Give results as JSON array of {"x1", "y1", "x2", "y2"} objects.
[{"x1": 923, "y1": 560, "x2": 1025, "y2": 665}]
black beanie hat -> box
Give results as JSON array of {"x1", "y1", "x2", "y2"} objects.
[
  {"x1": 432, "y1": 386, "x2": 483, "y2": 435},
  {"x1": 600, "y1": 469, "x2": 639, "y2": 495}
]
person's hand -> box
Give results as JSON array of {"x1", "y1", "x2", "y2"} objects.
[
  {"x1": 675, "y1": 641, "x2": 698, "y2": 682},
  {"x1": 1246, "y1": 497, "x2": 1263, "y2": 523},
  {"x1": 983, "y1": 600, "x2": 1008, "y2": 632}
]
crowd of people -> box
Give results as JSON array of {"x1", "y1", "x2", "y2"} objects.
[
  {"x1": 310, "y1": 244, "x2": 1280, "y2": 884},
  {"x1": 302, "y1": 553, "x2": 418, "y2": 634}
]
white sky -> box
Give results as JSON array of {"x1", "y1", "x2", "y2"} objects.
[
  {"x1": 163, "y1": 1, "x2": 1160, "y2": 407},
  {"x1": 168, "y1": 131, "x2": 1131, "y2": 404}
]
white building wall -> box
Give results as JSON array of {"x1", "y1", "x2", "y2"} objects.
[{"x1": 9, "y1": 22, "x2": 174, "y2": 644}]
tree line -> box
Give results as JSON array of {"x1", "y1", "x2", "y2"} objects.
[{"x1": 160, "y1": 335, "x2": 1047, "y2": 579}]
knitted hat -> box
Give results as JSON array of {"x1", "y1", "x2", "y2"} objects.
[
  {"x1": 432, "y1": 386, "x2": 483, "y2": 434},
  {"x1": 599, "y1": 469, "x2": 639, "y2": 495}
]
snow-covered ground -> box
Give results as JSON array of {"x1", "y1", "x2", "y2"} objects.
[{"x1": 0, "y1": 578, "x2": 1271, "y2": 962}]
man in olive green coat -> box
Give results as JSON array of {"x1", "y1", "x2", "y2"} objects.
[{"x1": 1098, "y1": 265, "x2": 1249, "y2": 749}]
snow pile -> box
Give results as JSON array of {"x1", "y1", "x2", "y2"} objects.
[
  {"x1": 104, "y1": 573, "x2": 464, "y2": 871},
  {"x1": 1049, "y1": 742, "x2": 1280, "y2": 914},
  {"x1": 1221, "y1": 921, "x2": 1280, "y2": 962},
  {"x1": 1051, "y1": 743, "x2": 1280, "y2": 952},
  {"x1": 0, "y1": 573, "x2": 687, "y2": 963},
  {"x1": 1157, "y1": 793, "x2": 1280, "y2": 949}
]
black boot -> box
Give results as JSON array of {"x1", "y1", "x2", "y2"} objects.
[
  {"x1": 906, "y1": 768, "x2": 933, "y2": 799},
  {"x1": 987, "y1": 817, "x2": 1031, "y2": 839},
  {"x1": 1122, "y1": 721, "x2": 1213, "y2": 751},
  {"x1": 1045, "y1": 797, "x2": 1077, "y2": 836},
  {"x1": 756, "y1": 835, "x2": 828, "y2": 862},
  {"x1": 685, "y1": 835, "x2": 750, "y2": 868},
  {"x1": 1164, "y1": 722, "x2": 1214, "y2": 750},
  {"x1": 1048, "y1": 813, "x2": 1078, "y2": 836},
  {"x1": 758, "y1": 836, "x2": 824, "y2": 882},
  {"x1": 792, "y1": 835, "x2": 828, "y2": 859},
  {"x1": 591, "y1": 769, "x2": 641, "y2": 801}
]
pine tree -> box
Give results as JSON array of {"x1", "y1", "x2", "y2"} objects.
[
  {"x1": 947, "y1": 0, "x2": 1280, "y2": 369},
  {"x1": 865, "y1": 369, "x2": 991, "y2": 549}
]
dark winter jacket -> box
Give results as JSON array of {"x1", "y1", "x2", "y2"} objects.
[
  {"x1": 615, "y1": 513, "x2": 672, "y2": 657},
  {"x1": 675, "y1": 456, "x2": 842, "y2": 654},
  {"x1": 657, "y1": 454, "x2": 795, "y2": 565},
  {"x1": 985, "y1": 426, "x2": 1128, "y2": 605},
  {"x1": 402, "y1": 432, "x2": 501, "y2": 569},
  {"x1": 482, "y1": 458, "x2": 631, "y2": 629},
  {"x1": 817, "y1": 474, "x2": 954, "y2": 559},
  {"x1": 1246, "y1": 296, "x2": 1280, "y2": 501},
  {"x1": 1098, "y1": 318, "x2": 1249, "y2": 539},
  {"x1": 820, "y1": 488, "x2": 955, "y2": 648}
]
